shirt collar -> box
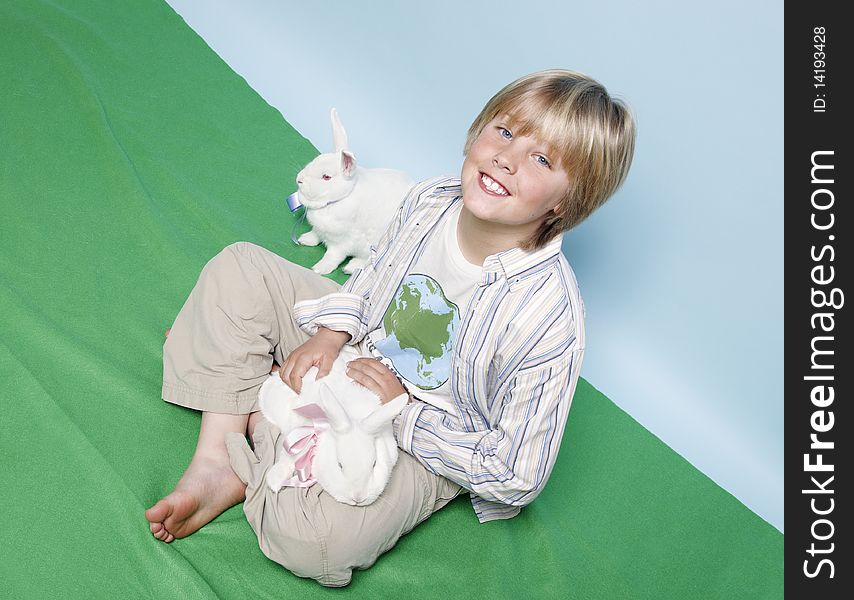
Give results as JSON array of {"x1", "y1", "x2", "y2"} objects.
[
  {"x1": 428, "y1": 178, "x2": 564, "y2": 290},
  {"x1": 484, "y1": 235, "x2": 563, "y2": 290},
  {"x1": 427, "y1": 178, "x2": 463, "y2": 200}
]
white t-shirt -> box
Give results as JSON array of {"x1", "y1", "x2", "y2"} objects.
[{"x1": 359, "y1": 202, "x2": 480, "y2": 414}]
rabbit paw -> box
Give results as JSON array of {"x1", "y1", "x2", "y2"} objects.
[
  {"x1": 297, "y1": 231, "x2": 321, "y2": 246},
  {"x1": 311, "y1": 261, "x2": 337, "y2": 275},
  {"x1": 342, "y1": 257, "x2": 366, "y2": 274},
  {"x1": 265, "y1": 457, "x2": 296, "y2": 492},
  {"x1": 312, "y1": 251, "x2": 346, "y2": 275}
]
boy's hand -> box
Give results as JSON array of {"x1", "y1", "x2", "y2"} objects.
[
  {"x1": 346, "y1": 358, "x2": 408, "y2": 404},
  {"x1": 280, "y1": 327, "x2": 351, "y2": 393}
]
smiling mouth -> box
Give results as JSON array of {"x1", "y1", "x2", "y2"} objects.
[{"x1": 479, "y1": 172, "x2": 510, "y2": 196}]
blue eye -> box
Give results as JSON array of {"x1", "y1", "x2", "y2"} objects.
[
  {"x1": 536, "y1": 155, "x2": 551, "y2": 168},
  {"x1": 498, "y1": 127, "x2": 512, "y2": 139}
]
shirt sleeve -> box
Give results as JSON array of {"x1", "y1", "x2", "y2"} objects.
[
  {"x1": 292, "y1": 179, "x2": 425, "y2": 342},
  {"x1": 392, "y1": 348, "x2": 583, "y2": 507}
]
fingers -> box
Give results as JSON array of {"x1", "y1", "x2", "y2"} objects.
[
  {"x1": 346, "y1": 358, "x2": 405, "y2": 403},
  {"x1": 279, "y1": 357, "x2": 302, "y2": 393},
  {"x1": 346, "y1": 363, "x2": 383, "y2": 396},
  {"x1": 279, "y1": 354, "x2": 294, "y2": 386},
  {"x1": 279, "y1": 353, "x2": 319, "y2": 394},
  {"x1": 283, "y1": 360, "x2": 307, "y2": 394},
  {"x1": 347, "y1": 358, "x2": 392, "y2": 379},
  {"x1": 316, "y1": 354, "x2": 334, "y2": 380},
  {"x1": 281, "y1": 336, "x2": 342, "y2": 393},
  {"x1": 346, "y1": 360, "x2": 381, "y2": 384}
]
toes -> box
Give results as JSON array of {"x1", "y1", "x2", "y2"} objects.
[
  {"x1": 145, "y1": 499, "x2": 173, "y2": 524},
  {"x1": 150, "y1": 522, "x2": 170, "y2": 541},
  {"x1": 146, "y1": 499, "x2": 178, "y2": 543},
  {"x1": 149, "y1": 519, "x2": 176, "y2": 543},
  {"x1": 151, "y1": 526, "x2": 171, "y2": 542}
]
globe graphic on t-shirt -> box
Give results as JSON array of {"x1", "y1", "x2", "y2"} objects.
[{"x1": 374, "y1": 274, "x2": 459, "y2": 390}]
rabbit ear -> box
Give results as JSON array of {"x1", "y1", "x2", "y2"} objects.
[
  {"x1": 340, "y1": 150, "x2": 356, "y2": 178},
  {"x1": 258, "y1": 375, "x2": 297, "y2": 428},
  {"x1": 361, "y1": 393, "x2": 410, "y2": 435},
  {"x1": 317, "y1": 381, "x2": 352, "y2": 433},
  {"x1": 330, "y1": 108, "x2": 348, "y2": 153}
]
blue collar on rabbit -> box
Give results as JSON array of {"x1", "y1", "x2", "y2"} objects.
[
  {"x1": 285, "y1": 190, "x2": 348, "y2": 245},
  {"x1": 285, "y1": 191, "x2": 308, "y2": 245},
  {"x1": 285, "y1": 190, "x2": 348, "y2": 211}
]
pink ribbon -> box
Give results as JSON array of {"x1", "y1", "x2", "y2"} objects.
[{"x1": 278, "y1": 402, "x2": 331, "y2": 488}]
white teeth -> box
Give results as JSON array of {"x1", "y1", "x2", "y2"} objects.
[{"x1": 481, "y1": 174, "x2": 508, "y2": 195}]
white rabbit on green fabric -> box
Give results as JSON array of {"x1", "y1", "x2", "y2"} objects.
[{"x1": 294, "y1": 108, "x2": 414, "y2": 275}]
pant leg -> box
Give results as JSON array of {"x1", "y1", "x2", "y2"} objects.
[
  {"x1": 319, "y1": 451, "x2": 466, "y2": 586},
  {"x1": 162, "y1": 241, "x2": 340, "y2": 414},
  {"x1": 228, "y1": 420, "x2": 466, "y2": 587}
]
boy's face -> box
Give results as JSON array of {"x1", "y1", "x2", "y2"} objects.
[{"x1": 461, "y1": 115, "x2": 570, "y2": 237}]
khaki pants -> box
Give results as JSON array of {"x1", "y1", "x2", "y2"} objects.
[{"x1": 162, "y1": 242, "x2": 464, "y2": 586}]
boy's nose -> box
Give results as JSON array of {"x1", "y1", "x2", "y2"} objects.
[{"x1": 493, "y1": 152, "x2": 517, "y2": 173}]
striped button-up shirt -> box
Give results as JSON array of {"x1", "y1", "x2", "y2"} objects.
[{"x1": 294, "y1": 176, "x2": 585, "y2": 523}]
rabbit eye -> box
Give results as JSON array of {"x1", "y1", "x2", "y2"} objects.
[
  {"x1": 322, "y1": 174, "x2": 332, "y2": 180},
  {"x1": 372, "y1": 460, "x2": 376, "y2": 468},
  {"x1": 337, "y1": 461, "x2": 343, "y2": 469}
]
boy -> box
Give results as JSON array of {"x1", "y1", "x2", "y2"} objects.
[{"x1": 145, "y1": 69, "x2": 635, "y2": 586}]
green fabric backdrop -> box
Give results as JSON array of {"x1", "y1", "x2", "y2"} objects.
[{"x1": 0, "y1": 0, "x2": 782, "y2": 597}]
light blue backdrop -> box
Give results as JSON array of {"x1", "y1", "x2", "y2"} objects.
[{"x1": 166, "y1": 0, "x2": 784, "y2": 531}]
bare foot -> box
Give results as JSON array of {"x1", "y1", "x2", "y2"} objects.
[{"x1": 144, "y1": 455, "x2": 246, "y2": 543}]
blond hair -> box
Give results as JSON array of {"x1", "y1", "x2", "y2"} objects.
[{"x1": 465, "y1": 69, "x2": 636, "y2": 249}]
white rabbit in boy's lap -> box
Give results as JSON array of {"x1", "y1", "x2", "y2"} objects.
[
  {"x1": 295, "y1": 108, "x2": 414, "y2": 275},
  {"x1": 258, "y1": 347, "x2": 410, "y2": 507}
]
